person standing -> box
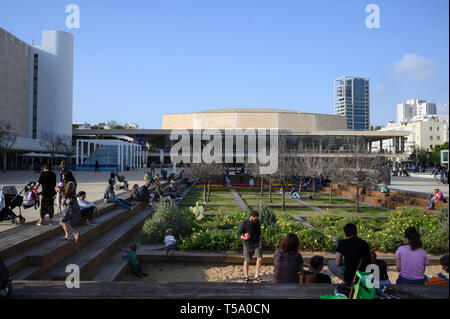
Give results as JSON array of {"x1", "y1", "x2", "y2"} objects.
[
  {"x1": 95, "y1": 160, "x2": 100, "y2": 172},
  {"x1": 327, "y1": 223, "x2": 372, "y2": 285},
  {"x1": 58, "y1": 161, "x2": 66, "y2": 182},
  {"x1": 237, "y1": 211, "x2": 263, "y2": 283},
  {"x1": 35, "y1": 164, "x2": 57, "y2": 226}
]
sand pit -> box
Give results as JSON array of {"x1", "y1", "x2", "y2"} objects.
[{"x1": 121, "y1": 262, "x2": 444, "y2": 284}]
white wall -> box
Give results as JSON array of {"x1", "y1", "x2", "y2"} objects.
[{"x1": 30, "y1": 31, "x2": 73, "y2": 139}]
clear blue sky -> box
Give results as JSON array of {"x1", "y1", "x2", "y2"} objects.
[{"x1": 1, "y1": 0, "x2": 448, "y2": 128}]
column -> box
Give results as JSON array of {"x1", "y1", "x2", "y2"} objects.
[
  {"x1": 117, "y1": 144, "x2": 121, "y2": 171},
  {"x1": 80, "y1": 141, "x2": 84, "y2": 165},
  {"x1": 76, "y1": 140, "x2": 79, "y2": 166},
  {"x1": 379, "y1": 140, "x2": 382, "y2": 153}
]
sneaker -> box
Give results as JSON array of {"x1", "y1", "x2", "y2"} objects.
[
  {"x1": 36, "y1": 222, "x2": 42, "y2": 226},
  {"x1": 244, "y1": 277, "x2": 250, "y2": 283}
]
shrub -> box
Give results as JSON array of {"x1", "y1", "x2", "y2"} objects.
[
  {"x1": 140, "y1": 202, "x2": 194, "y2": 244},
  {"x1": 255, "y1": 201, "x2": 277, "y2": 227}
]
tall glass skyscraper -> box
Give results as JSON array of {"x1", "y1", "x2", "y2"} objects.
[{"x1": 334, "y1": 77, "x2": 370, "y2": 130}]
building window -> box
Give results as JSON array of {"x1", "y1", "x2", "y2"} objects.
[
  {"x1": 430, "y1": 136, "x2": 433, "y2": 140},
  {"x1": 437, "y1": 127, "x2": 440, "y2": 131},
  {"x1": 430, "y1": 127, "x2": 432, "y2": 131},
  {"x1": 437, "y1": 136, "x2": 440, "y2": 140},
  {"x1": 32, "y1": 53, "x2": 38, "y2": 139}
]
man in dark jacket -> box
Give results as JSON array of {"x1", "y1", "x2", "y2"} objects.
[
  {"x1": 35, "y1": 164, "x2": 56, "y2": 226},
  {"x1": 237, "y1": 211, "x2": 262, "y2": 283}
]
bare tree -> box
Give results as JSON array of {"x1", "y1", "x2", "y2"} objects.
[
  {"x1": 340, "y1": 155, "x2": 383, "y2": 212},
  {"x1": 185, "y1": 162, "x2": 223, "y2": 203},
  {"x1": 39, "y1": 131, "x2": 64, "y2": 166},
  {"x1": 271, "y1": 149, "x2": 298, "y2": 211},
  {"x1": 303, "y1": 153, "x2": 323, "y2": 199},
  {"x1": 0, "y1": 121, "x2": 18, "y2": 173},
  {"x1": 60, "y1": 134, "x2": 74, "y2": 164},
  {"x1": 321, "y1": 156, "x2": 345, "y2": 204}
]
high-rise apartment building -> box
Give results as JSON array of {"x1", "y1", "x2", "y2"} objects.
[{"x1": 334, "y1": 77, "x2": 370, "y2": 130}]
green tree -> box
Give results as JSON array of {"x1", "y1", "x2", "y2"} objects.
[
  {"x1": 410, "y1": 147, "x2": 430, "y2": 167},
  {"x1": 430, "y1": 142, "x2": 449, "y2": 166}
]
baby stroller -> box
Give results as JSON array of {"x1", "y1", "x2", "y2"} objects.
[
  {"x1": 0, "y1": 183, "x2": 36, "y2": 225},
  {"x1": 111, "y1": 171, "x2": 129, "y2": 191}
]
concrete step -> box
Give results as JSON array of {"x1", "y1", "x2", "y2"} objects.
[
  {"x1": 38, "y1": 207, "x2": 153, "y2": 281},
  {"x1": 7, "y1": 202, "x2": 146, "y2": 279},
  {"x1": 0, "y1": 191, "x2": 131, "y2": 260}
]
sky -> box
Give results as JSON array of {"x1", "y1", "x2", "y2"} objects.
[{"x1": 0, "y1": 0, "x2": 448, "y2": 129}]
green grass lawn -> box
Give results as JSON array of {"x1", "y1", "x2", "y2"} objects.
[{"x1": 179, "y1": 188, "x2": 390, "y2": 218}]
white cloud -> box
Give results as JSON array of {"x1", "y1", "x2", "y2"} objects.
[{"x1": 393, "y1": 54, "x2": 437, "y2": 82}]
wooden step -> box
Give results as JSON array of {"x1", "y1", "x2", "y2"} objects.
[
  {"x1": 7, "y1": 202, "x2": 146, "y2": 279},
  {"x1": 38, "y1": 207, "x2": 153, "y2": 281}
]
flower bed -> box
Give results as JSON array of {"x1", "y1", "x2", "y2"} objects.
[{"x1": 141, "y1": 204, "x2": 449, "y2": 254}]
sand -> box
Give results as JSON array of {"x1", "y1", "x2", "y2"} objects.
[{"x1": 121, "y1": 262, "x2": 443, "y2": 284}]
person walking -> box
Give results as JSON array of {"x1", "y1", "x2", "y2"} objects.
[
  {"x1": 35, "y1": 164, "x2": 57, "y2": 226},
  {"x1": 237, "y1": 211, "x2": 263, "y2": 283},
  {"x1": 60, "y1": 172, "x2": 81, "y2": 243}
]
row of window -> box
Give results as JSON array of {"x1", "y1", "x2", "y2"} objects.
[{"x1": 32, "y1": 54, "x2": 38, "y2": 139}]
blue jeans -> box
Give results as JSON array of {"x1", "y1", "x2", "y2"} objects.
[
  {"x1": 396, "y1": 274, "x2": 425, "y2": 285},
  {"x1": 107, "y1": 197, "x2": 132, "y2": 209}
]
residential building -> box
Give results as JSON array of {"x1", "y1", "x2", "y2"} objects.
[
  {"x1": 397, "y1": 99, "x2": 436, "y2": 123},
  {"x1": 334, "y1": 77, "x2": 370, "y2": 130}
]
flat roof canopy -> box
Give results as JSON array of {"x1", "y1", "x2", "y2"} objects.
[{"x1": 73, "y1": 129, "x2": 408, "y2": 139}]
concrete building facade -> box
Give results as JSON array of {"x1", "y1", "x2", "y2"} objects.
[
  {"x1": 162, "y1": 108, "x2": 347, "y2": 130},
  {"x1": 0, "y1": 28, "x2": 73, "y2": 169}
]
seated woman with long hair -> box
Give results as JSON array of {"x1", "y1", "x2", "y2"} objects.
[{"x1": 273, "y1": 233, "x2": 304, "y2": 283}]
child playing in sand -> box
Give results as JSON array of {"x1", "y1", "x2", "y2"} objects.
[
  {"x1": 121, "y1": 244, "x2": 148, "y2": 279},
  {"x1": 164, "y1": 229, "x2": 176, "y2": 256}
]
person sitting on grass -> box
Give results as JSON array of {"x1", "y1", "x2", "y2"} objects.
[
  {"x1": 273, "y1": 233, "x2": 303, "y2": 283},
  {"x1": 327, "y1": 223, "x2": 372, "y2": 286},
  {"x1": 373, "y1": 259, "x2": 391, "y2": 286},
  {"x1": 164, "y1": 228, "x2": 176, "y2": 256},
  {"x1": 289, "y1": 186, "x2": 301, "y2": 199},
  {"x1": 104, "y1": 178, "x2": 136, "y2": 210},
  {"x1": 427, "y1": 255, "x2": 449, "y2": 285},
  {"x1": 301, "y1": 255, "x2": 332, "y2": 283},
  {"x1": 77, "y1": 191, "x2": 98, "y2": 226},
  {"x1": 395, "y1": 226, "x2": 429, "y2": 285},
  {"x1": 121, "y1": 244, "x2": 148, "y2": 279}
]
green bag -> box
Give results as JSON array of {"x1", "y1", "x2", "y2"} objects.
[{"x1": 351, "y1": 271, "x2": 375, "y2": 299}]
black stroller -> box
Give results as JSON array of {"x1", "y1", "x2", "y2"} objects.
[
  {"x1": 0, "y1": 182, "x2": 39, "y2": 225},
  {"x1": 111, "y1": 171, "x2": 129, "y2": 191}
]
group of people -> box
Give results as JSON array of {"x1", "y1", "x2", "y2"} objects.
[
  {"x1": 35, "y1": 163, "x2": 99, "y2": 242},
  {"x1": 236, "y1": 210, "x2": 449, "y2": 286},
  {"x1": 392, "y1": 165, "x2": 410, "y2": 177}
]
